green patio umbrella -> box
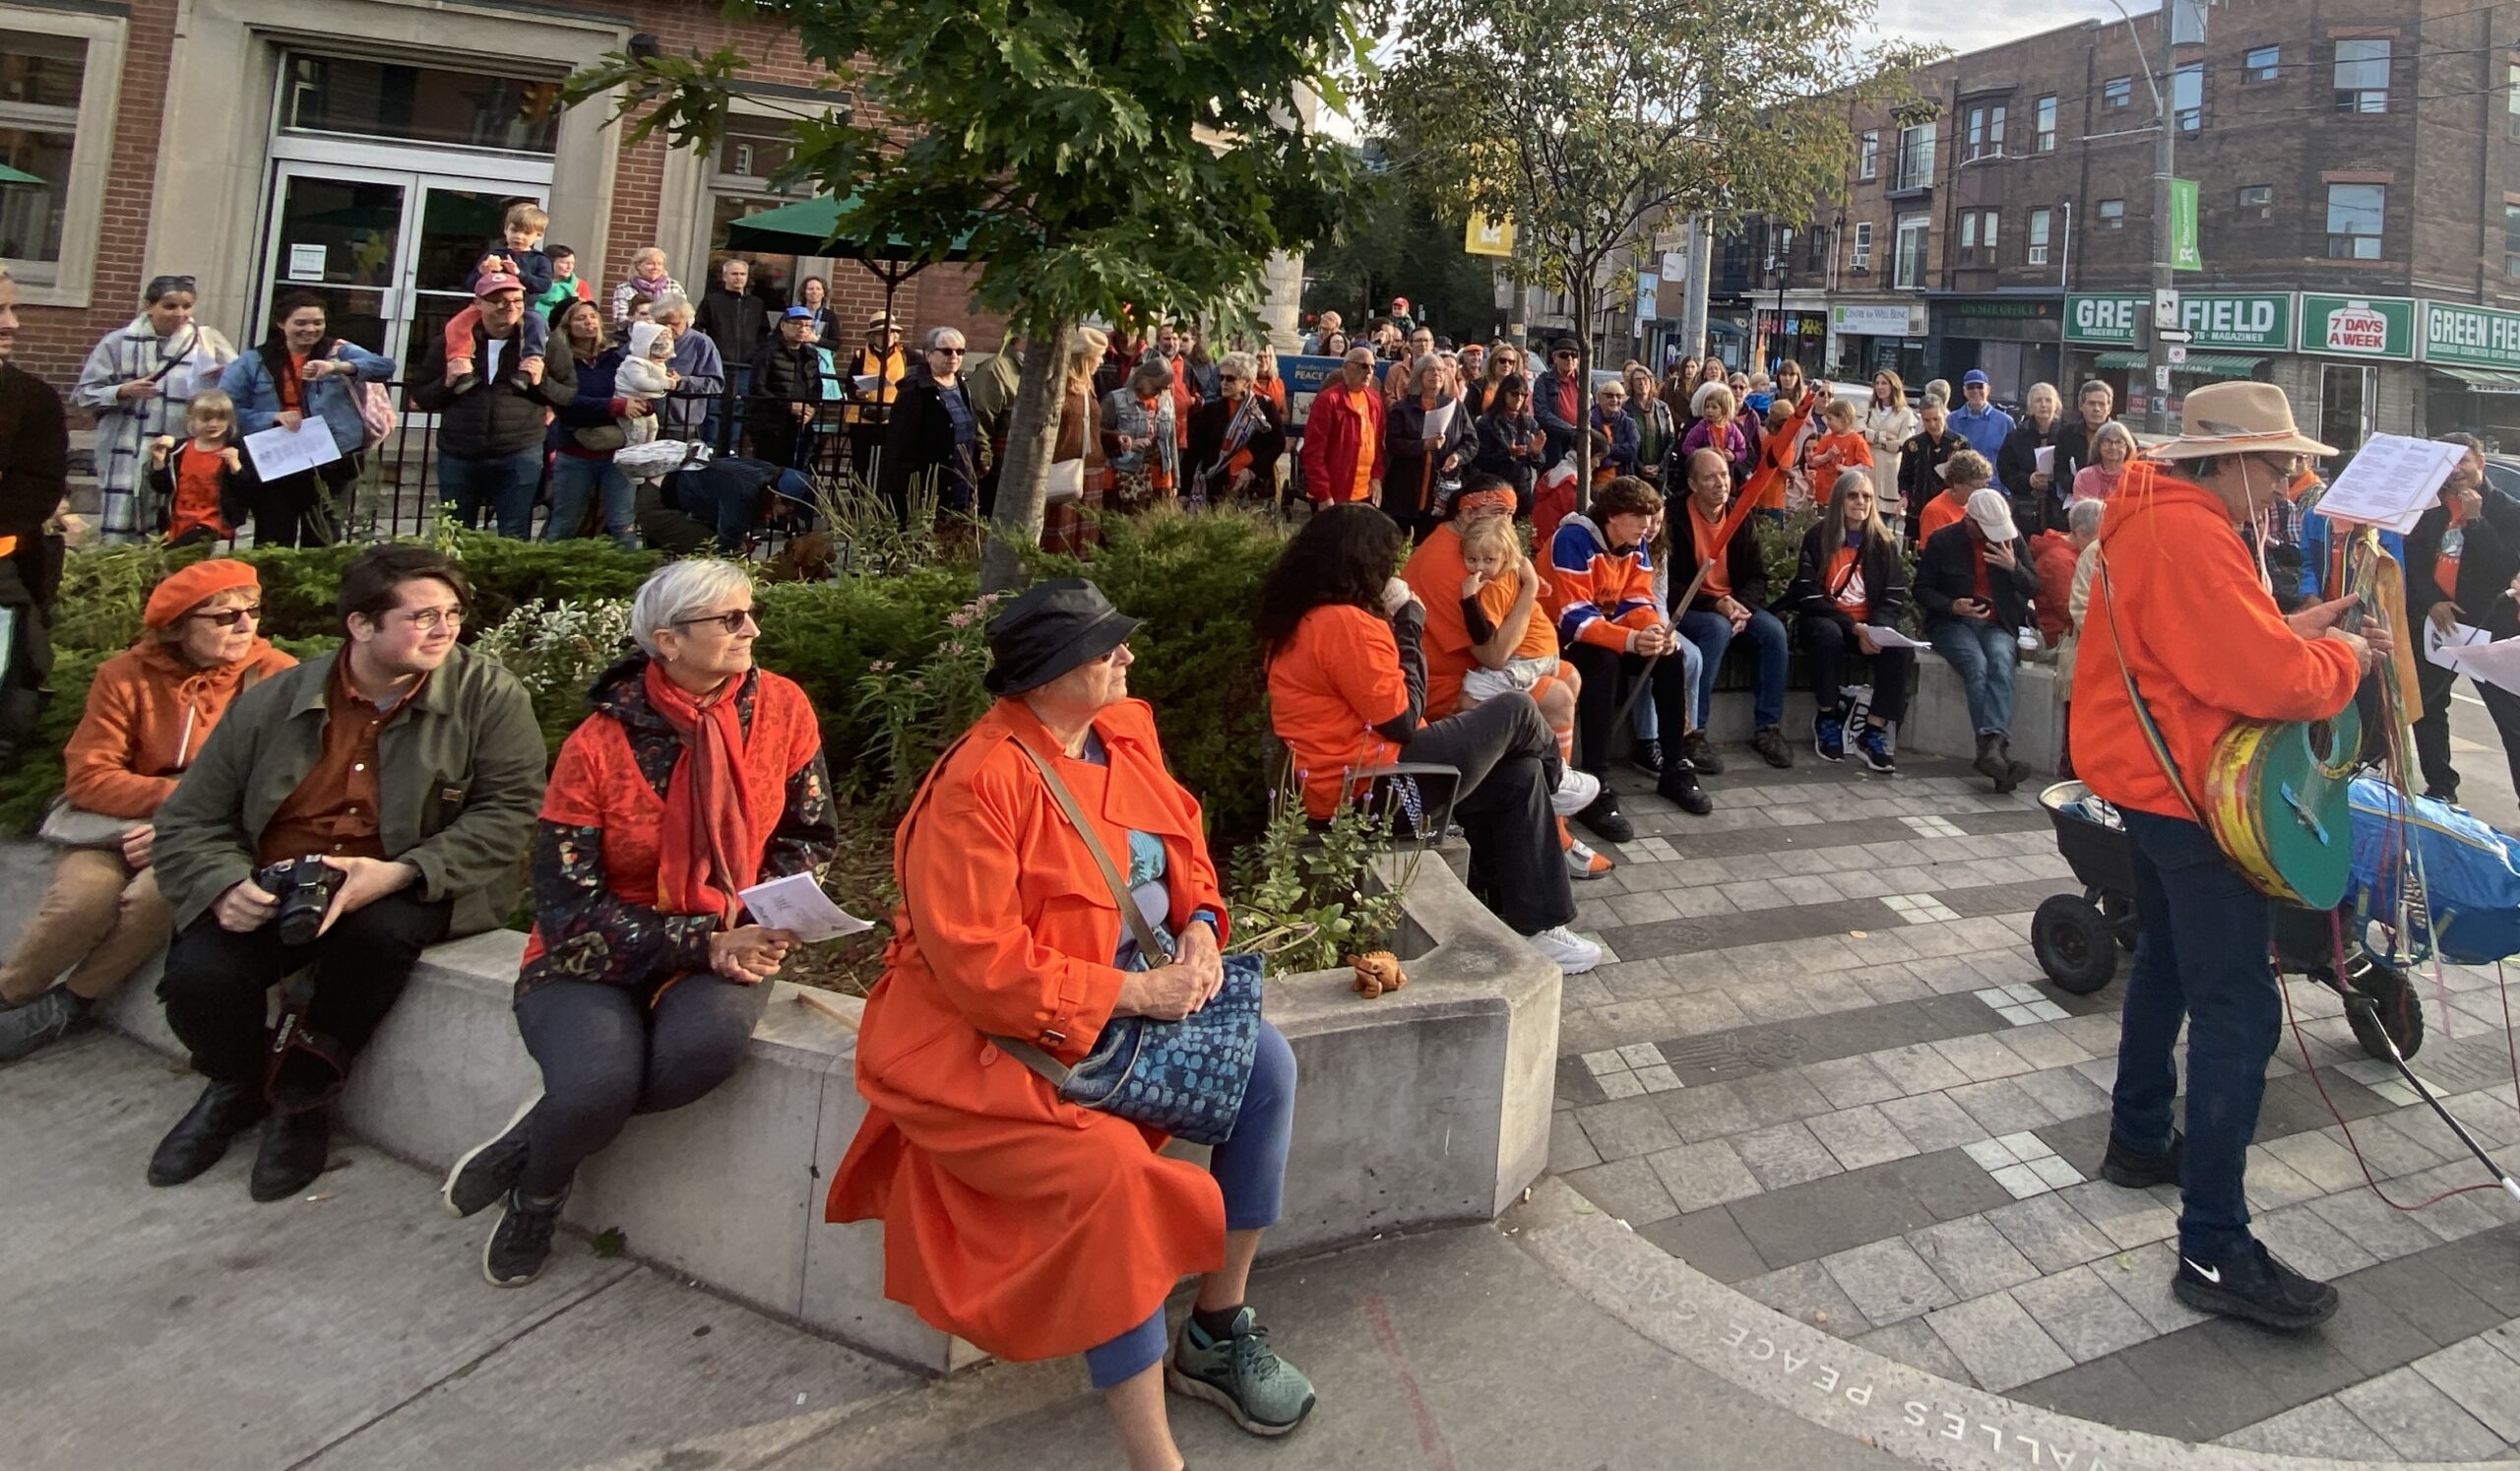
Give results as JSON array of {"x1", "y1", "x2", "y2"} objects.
[
  {"x1": 0, "y1": 163, "x2": 43, "y2": 186},
  {"x1": 722, "y1": 194, "x2": 979, "y2": 324}
]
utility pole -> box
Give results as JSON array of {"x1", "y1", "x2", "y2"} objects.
[
  {"x1": 1679, "y1": 214, "x2": 1712, "y2": 366},
  {"x1": 2111, "y1": 0, "x2": 2190, "y2": 436}
]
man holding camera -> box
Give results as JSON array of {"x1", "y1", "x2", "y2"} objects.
[{"x1": 144, "y1": 545, "x2": 545, "y2": 1201}]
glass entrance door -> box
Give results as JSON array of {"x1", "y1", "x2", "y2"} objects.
[{"x1": 407, "y1": 183, "x2": 532, "y2": 382}]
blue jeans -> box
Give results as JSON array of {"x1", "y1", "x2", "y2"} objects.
[
  {"x1": 2111, "y1": 808, "x2": 2279, "y2": 1262},
  {"x1": 438, "y1": 447, "x2": 543, "y2": 541},
  {"x1": 1928, "y1": 619, "x2": 2018, "y2": 735},
  {"x1": 1677, "y1": 607, "x2": 1789, "y2": 730},
  {"x1": 1082, "y1": 1021, "x2": 1297, "y2": 1389},
  {"x1": 545, "y1": 455, "x2": 636, "y2": 549}
]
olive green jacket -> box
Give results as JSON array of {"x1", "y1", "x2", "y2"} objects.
[{"x1": 152, "y1": 644, "x2": 546, "y2": 937}]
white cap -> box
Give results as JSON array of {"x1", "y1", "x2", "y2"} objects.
[{"x1": 1965, "y1": 488, "x2": 2018, "y2": 543}]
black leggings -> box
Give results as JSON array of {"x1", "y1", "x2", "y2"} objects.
[
  {"x1": 513, "y1": 975, "x2": 769, "y2": 1197},
  {"x1": 1401, "y1": 693, "x2": 1575, "y2": 936},
  {"x1": 1562, "y1": 641, "x2": 1692, "y2": 776},
  {"x1": 1799, "y1": 616, "x2": 1914, "y2": 724}
]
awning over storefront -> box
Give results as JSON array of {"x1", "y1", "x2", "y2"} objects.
[
  {"x1": 2091, "y1": 351, "x2": 2265, "y2": 379},
  {"x1": 2429, "y1": 365, "x2": 2520, "y2": 395}
]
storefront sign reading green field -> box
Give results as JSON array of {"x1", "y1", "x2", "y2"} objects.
[
  {"x1": 2063, "y1": 291, "x2": 2291, "y2": 350},
  {"x1": 2422, "y1": 300, "x2": 2520, "y2": 372}
]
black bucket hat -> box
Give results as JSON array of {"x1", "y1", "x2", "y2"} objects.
[{"x1": 983, "y1": 578, "x2": 1141, "y2": 695}]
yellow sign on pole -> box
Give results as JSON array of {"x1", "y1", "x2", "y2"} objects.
[{"x1": 1465, "y1": 212, "x2": 1514, "y2": 258}]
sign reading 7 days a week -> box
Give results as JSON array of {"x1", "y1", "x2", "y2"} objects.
[
  {"x1": 2297, "y1": 292, "x2": 2418, "y2": 360},
  {"x1": 2064, "y1": 291, "x2": 2292, "y2": 349}
]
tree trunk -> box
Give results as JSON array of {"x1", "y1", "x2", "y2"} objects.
[
  {"x1": 979, "y1": 331, "x2": 1073, "y2": 593},
  {"x1": 1569, "y1": 274, "x2": 1597, "y2": 512}
]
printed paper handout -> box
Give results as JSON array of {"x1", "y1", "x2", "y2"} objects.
[
  {"x1": 242, "y1": 418, "x2": 343, "y2": 481},
  {"x1": 2311, "y1": 435, "x2": 2468, "y2": 535},
  {"x1": 738, "y1": 872, "x2": 875, "y2": 942}
]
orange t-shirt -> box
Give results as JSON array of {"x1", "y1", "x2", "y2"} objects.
[
  {"x1": 169, "y1": 444, "x2": 231, "y2": 542},
  {"x1": 1806, "y1": 430, "x2": 1874, "y2": 504},
  {"x1": 1687, "y1": 499, "x2": 1732, "y2": 600},
  {"x1": 1476, "y1": 566, "x2": 1558, "y2": 664},
  {"x1": 1345, "y1": 390, "x2": 1379, "y2": 501},
  {"x1": 1823, "y1": 544, "x2": 1870, "y2": 622},
  {"x1": 1268, "y1": 604, "x2": 1408, "y2": 819},
  {"x1": 1402, "y1": 524, "x2": 1477, "y2": 719},
  {"x1": 1916, "y1": 491, "x2": 1969, "y2": 546}
]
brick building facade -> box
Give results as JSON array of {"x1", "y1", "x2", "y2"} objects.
[
  {"x1": 1699, "y1": 0, "x2": 2520, "y2": 450},
  {"x1": 3, "y1": 0, "x2": 1006, "y2": 393}
]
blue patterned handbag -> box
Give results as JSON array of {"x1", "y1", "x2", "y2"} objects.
[{"x1": 991, "y1": 742, "x2": 1263, "y2": 1145}]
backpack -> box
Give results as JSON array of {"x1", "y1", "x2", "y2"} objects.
[{"x1": 352, "y1": 377, "x2": 398, "y2": 451}]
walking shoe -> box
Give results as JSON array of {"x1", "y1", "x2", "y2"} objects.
[
  {"x1": 250, "y1": 1107, "x2": 333, "y2": 1202},
  {"x1": 1813, "y1": 710, "x2": 1847, "y2": 762},
  {"x1": 443, "y1": 371, "x2": 482, "y2": 398},
  {"x1": 1973, "y1": 732, "x2": 2009, "y2": 788},
  {"x1": 1752, "y1": 725, "x2": 1793, "y2": 769},
  {"x1": 1549, "y1": 767, "x2": 1604, "y2": 818},
  {"x1": 1658, "y1": 760, "x2": 1714, "y2": 816},
  {"x1": 1997, "y1": 737, "x2": 2032, "y2": 795},
  {"x1": 1855, "y1": 726, "x2": 1898, "y2": 775},
  {"x1": 0, "y1": 986, "x2": 94, "y2": 1064},
  {"x1": 1628, "y1": 737, "x2": 1665, "y2": 777},
  {"x1": 1527, "y1": 925, "x2": 1605, "y2": 974},
  {"x1": 2101, "y1": 1128, "x2": 2184, "y2": 1189},
  {"x1": 2173, "y1": 1241, "x2": 2339, "y2": 1331},
  {"x1": 1565, "y1": 835, "x2": 1614, "y2": 880},
  {"x1": 1167, "y1": 1306, "x2": 1318, "y2": 1438},
  {"x1": 147, "y1": 1078, "x2": 268, "y2": 1187},
  {"x1": 444, "y1": 1092, "x2": 541, "y2": 1219},
  {"x1": 483, "y1": 1185, "x2": 569, "y2": 1288},
  {"x1": 1683, "y1": 731, "x2": 1725, "y2": 775},
  {"x1": 1575, "y1": 790, "x2": 1633, "y2": 844}
]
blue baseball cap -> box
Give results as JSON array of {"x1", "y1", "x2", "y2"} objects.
[
  {"x1": 782, "y1": 305, "x2": 814, "y2": 320},
  {"x1": 1962, "y1": 369, "x2": 1990, "y2": 386}
]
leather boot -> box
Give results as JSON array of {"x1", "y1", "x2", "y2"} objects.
[
  {"x1": 1998, "y1": 737, "x2": 2033, "y2": 794},
  {"x1": 148, "y1": 1079, "x2": 268, "y2": 1187},
  {"x1": 1972, "y1": 732, "x2": 2008, "y2": 787},
  {"x1": 251, "y1": 1107, "x2": 333, "y2": 1202}
]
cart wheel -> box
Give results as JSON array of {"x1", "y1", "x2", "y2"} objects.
[
  {"x1": 2345, "y1": 958, "x2": 2426, "y2": 1062},
  {"x1": 2100, "y1": 893, "x2": 2137, "y2": 952},
  {"x1": 2033, "y1": 895, "x2": 2118, "y2": 994}
]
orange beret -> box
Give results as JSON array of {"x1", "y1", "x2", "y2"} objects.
[{"x1": 145, "y1": 558, "x2": 261, "y2": 631}]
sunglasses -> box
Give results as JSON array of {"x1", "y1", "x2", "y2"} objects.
[
  {"x1": 672, "y1": 608, "x2": 759, "y2": 635},
  {"x1": 189, "y1": 604, "x2": 262, "y2": 629}
]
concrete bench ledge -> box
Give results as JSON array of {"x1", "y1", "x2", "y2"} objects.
[
  {"x1": 1702, "y1": 658, "x2": 2063, "y2": 774},
  {"x1": 0, "y1": 842, "x2": 1558, "y2": 1375}
]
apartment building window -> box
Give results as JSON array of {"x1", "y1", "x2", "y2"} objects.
[
  {"x1": 1852, "y1": 221, "x2": 1873, "y2": 272},
  {"x1": 1895, "y1": 121, "x2": 1935, "y2": 190},
  {"x1": 2034, "y1": 96, "x2": 2057, "y2": 152},
  {"x1": 1965, "y1": 103, "x2": 2006, "y2": 161},
  {"x1": 2098, "y1": 198, "x2": 2125, "y2": 230},
  {"x1": 2334, "y1": 39, "x2": 2390, "y2": 114},
  {"x1": 2104, "y1": 77, "x2": 2133, "y2": 111},
  {"x1": 1957, "y1": 210, "x2": 1998, "y2": 261},
  {"x1": 2504, "y1": 204, "x2": 2520, "y2": 277},
  {"x1": 2027, "y1": 208, "x2": 2052, "y2": 265},
  {"x1": 2174, "y1": 64, "x2": 2203, "y2": 132},
  {"x1": 2237, "y1": 184, "x2": 2273, "y2": 221},
  {"x1": 1858, "y1": 129, "x2": 1879, "y2": 181},
  {"x1": 0, "y1": 21, "x2": 123, "y2": 304},
  {"x1": 1894, "y1": 215, "x2": 1928, "y2": 289},
  {"x1": 2326, "y1": 182, "x2": 2384, "y2": 258},
  {"x1": 1807, "y1": 226, "x2": 1826, "y2": 271},
  {"x1": 2245, "y1": 46, "x2": 2282, "y2": 84}
]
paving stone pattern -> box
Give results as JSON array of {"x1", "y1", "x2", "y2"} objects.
[{"x1": 1549, "y1": 757, "x2": 2520, "y2": 1459}]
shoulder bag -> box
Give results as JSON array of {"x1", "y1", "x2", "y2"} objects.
[{"x1": 986, "y1": 739, "x2": 1264, "y2": 1145}]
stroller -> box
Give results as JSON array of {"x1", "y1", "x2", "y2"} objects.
[{"x1": 2032, "y1": 780, "x2": 2427, "y2": 1062}]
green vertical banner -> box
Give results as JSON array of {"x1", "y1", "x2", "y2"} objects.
[{"x1": 2169, "y1": 178, "x2": 2203, "y2": 273}]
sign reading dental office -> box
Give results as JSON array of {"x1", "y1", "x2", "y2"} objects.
[
  {"x1": 2064, "y1": 291, "x2": 2292, "y2": 350},
  {"x1": 2297, "y1": 292, "x2": 2417, "y2": 360},
  {"x1": 2422, "y1": 300, "x2": 2520, "y2": 372}
]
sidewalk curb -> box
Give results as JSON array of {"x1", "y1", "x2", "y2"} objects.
[{"x1": 1507, "y1": 1180, "x2": 2472, "y2": 1471}]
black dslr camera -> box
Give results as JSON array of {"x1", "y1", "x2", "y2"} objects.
[{"x1": 255, "y1": 855, "x2": 345, "y2": 946}]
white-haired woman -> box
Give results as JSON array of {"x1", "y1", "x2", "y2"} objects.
[
  {"x1": 2071, "y1": 419, "x2": 2140, "y2": 505},
  {"x1": 1999, "y1": 381, "x2": 2065, "y2": 533},
  {"x1": 443, "y1": 559, "x2": 836, "y2": 1289},
  {"x1": 1185, "y1": 350, "x2": 1285, "y2": 503},
  {"x1": 611, "y1": 247, "x2": 684, "y2": 327},
  {"x1": 655, "y1": 293, "x2": 724, "y2": 441}
]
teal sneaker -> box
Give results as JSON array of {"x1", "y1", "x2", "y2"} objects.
[{"x1": 1166, "y1": 1307, "x2": 1316, "y2": 1437}]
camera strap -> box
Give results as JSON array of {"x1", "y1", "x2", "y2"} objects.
[{"x1": 261, "y1": 970, "x2": 349, "y2": 1115}]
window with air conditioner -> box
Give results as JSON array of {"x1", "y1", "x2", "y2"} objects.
[
  {"x1": 1852, "y1": 221, "x2": 1873, "y2": 271},
  {"x1": 1858, "y1": 130, "x2": 1879, "y2": 181},
  {"x1": 2035, "y1": 96, "x2": 2057, "y2": 152},
  {"x1": 2335, "y1": 39, "x2": 2390, "y2": 114},
  {"x1": 2104, "y1": 77, "x2": 2132, "y2": 110},
  {"x1": 2237, "y1": 184, "x2": 2272, "y2": 221},
  {"x1": 2245, "y1": 46, "x2": 2281, "y2": 84},
  {"x1": 1894, "y1": 215, "x2": 1928, "y2": 289},
  {"x1": 2098, "y1": 198, "x2": 2126, "y2": 230},
  {"x1": 2027, "y1": 208, "x2": 2051, "y2": 265},
  {"x1": 2326, "y1": 182, "x2": 2384, "y2": 258}
]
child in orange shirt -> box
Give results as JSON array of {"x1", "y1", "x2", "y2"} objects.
[
  {"x1": 1455, "y1": 514, "x2": 1609, "y2": 878},
  {"x1": 1803, "y1": 398, "x2": 1875, "y2": 508}
]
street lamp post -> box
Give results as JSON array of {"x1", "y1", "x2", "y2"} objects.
[
  {"x1": 1772, "y1": 224, "x2": 1794, "y2": 376},
  {"x1": 2107, "y1": 0, "x2": 2184, "y2": 436}
]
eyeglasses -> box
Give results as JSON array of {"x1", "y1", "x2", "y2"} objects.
[
  {"x1": 1218, "y1": 372, "x2": 1246, "y2": 382},
  {"x1": 394, "y1": 607, "x2": 467, "y2": 632},
  {"x1": 672, "y1": 608, "x2": 759, "y2": 635},
  {"x1": 189, "y1": 604, "x2": 261, "y2": 629},
  {"x1": 931, "y1": 346, "x2": 967, "y2": 356}
]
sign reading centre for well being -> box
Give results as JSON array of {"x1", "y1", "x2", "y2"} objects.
[{"x1": 2064, "y1": 291, "x2": 2291, "y2": 350}]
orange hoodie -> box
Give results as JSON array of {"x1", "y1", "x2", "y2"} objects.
[
  {"x1": 62, "y1": 636, "x2": 296, "y2": 819},
  {"x1": 2070, "y1": 466, "x2": 2360, "y2": 820}
]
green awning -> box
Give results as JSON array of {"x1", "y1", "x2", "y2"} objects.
[
  {"x1": 2091, "y1": 351, "x2": 2265, "y2": 379},
  {"x1": 721, "y1": 194, "x2": 976, "y2": 262},
  {"x1": 2430, "y1": 365, "x2": 2520, "y2": 395},
  {"x1": 0, "y1": 163, "x2": 41, "y2": 186}
]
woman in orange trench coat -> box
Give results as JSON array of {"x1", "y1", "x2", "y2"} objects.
[{"x1": 828, "y1": 578, "x2": 1312, "y2": 1468}]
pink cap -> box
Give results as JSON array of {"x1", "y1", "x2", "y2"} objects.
[{"x1": 474, "y1": 273, "x2": 526, "y2": 298}]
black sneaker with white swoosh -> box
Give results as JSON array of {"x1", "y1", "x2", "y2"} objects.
[{"x1": 2173, "y1": 1241, "x2": 2339, "y2": 1330}]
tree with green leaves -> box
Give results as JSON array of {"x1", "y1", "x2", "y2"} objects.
[
  {"x1": 1370, "y1": 0, "x2": 1933, "y2": 490},
  {"x1": 570, "y1": 0, "x2": 1368, "y2": 589}
]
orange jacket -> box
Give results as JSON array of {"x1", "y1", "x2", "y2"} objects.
[
  {"x1": 2070, "y1": 467, "x2": 2361, "y2": 820},
  {"x1": 2031, "y1": 530, "x2": 2080, "y2": 646},
  {"x1": 63, "y1": 636, "x2": 296, "y2": 819},
  {"x1": 827, "y1": 697, "x2": 1229, "y2": 1362}
]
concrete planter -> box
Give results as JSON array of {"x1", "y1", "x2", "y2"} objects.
[{"x1": 0, "y1": 840, "x2": 1557, "y2": 1375}]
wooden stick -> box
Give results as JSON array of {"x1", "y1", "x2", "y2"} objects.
[
  {"x1": 793, "y1": 988, "x2": 862, "y2": 1032},
  {"x1": 1609, "y1": 557, "x2": 1717, "y2": 733}
]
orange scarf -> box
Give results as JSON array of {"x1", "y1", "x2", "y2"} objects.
[{"x1": 644, "y1": 659, "x2": 766, "y2": 925}]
